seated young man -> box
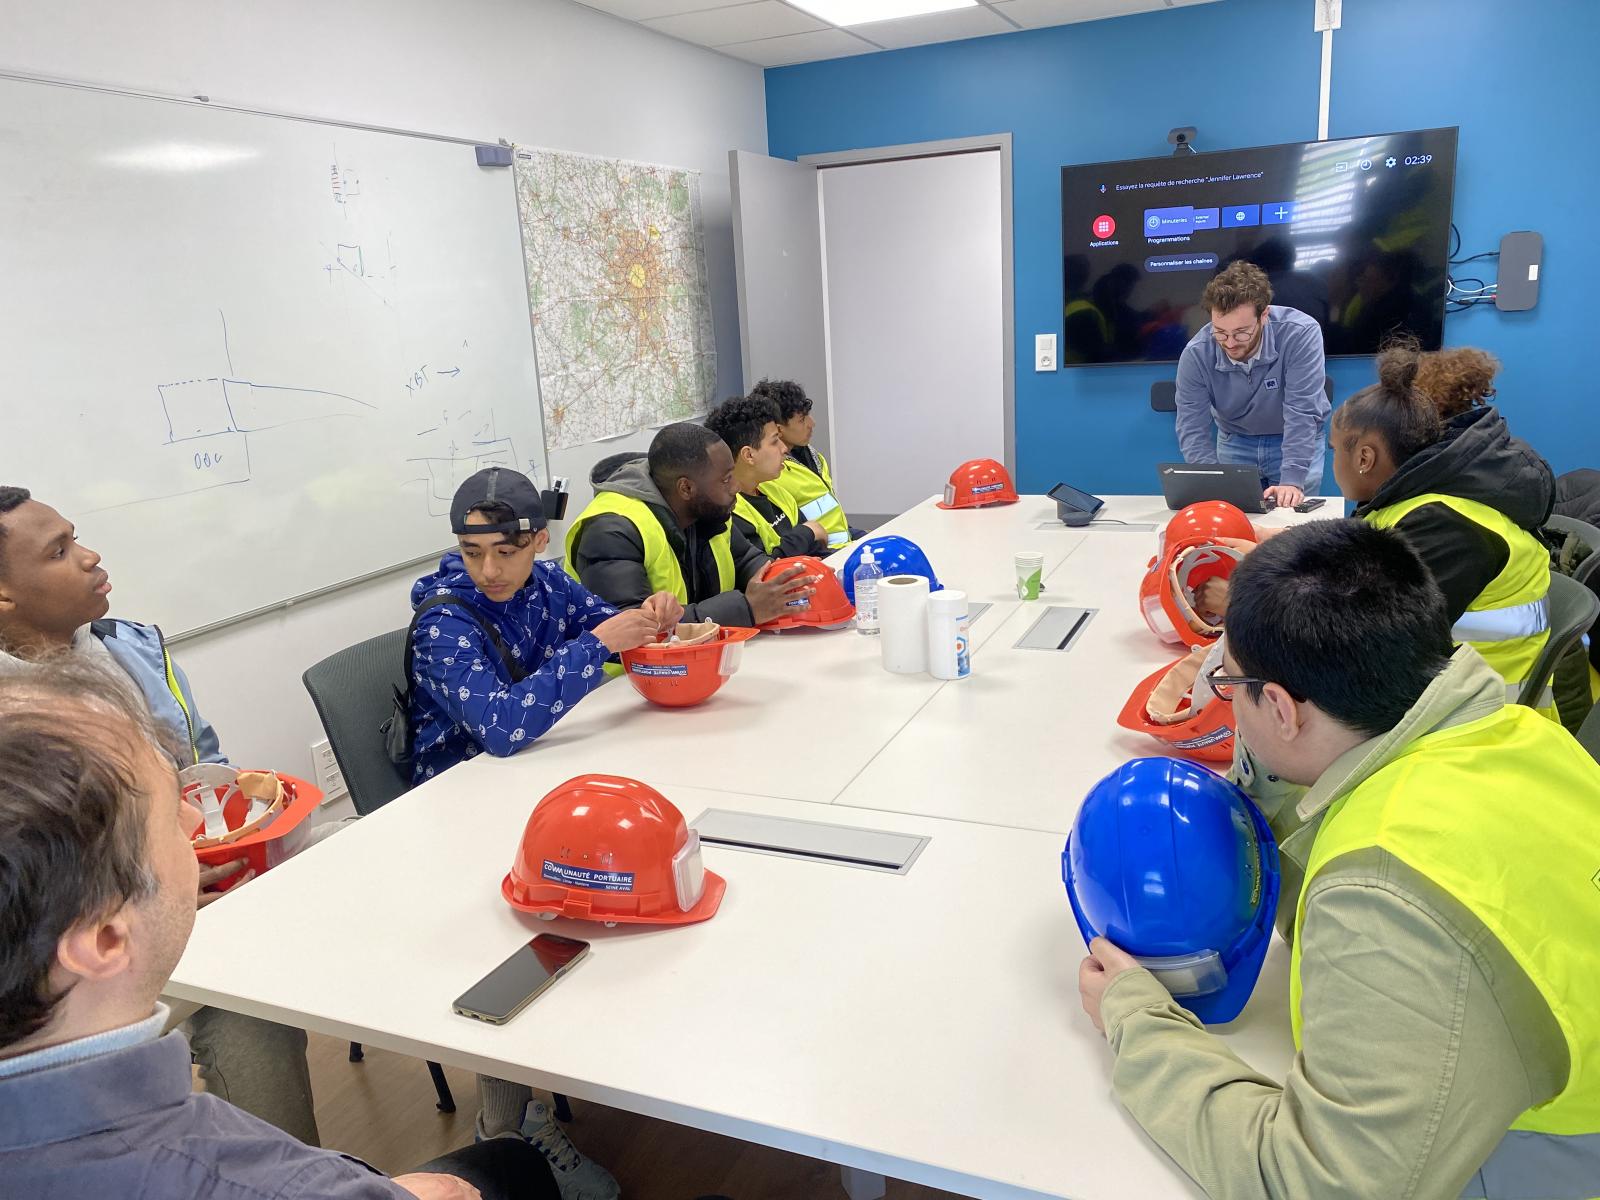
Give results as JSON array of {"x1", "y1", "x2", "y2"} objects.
[
  {"x1": 0, "y1": 485, "x2": 319, "y2": 1145},
  {"x1": 408, "y1": 468, "x2": 665, "y2": 1199},
  {"x1": 750, "y1": 378, "x2": 858, "y2": 547},
  {"x1": 1078, "y1": 519, "x2": 1600, "y2": 1197},
  {"x1": 565, "y1": 421, "x2": 813, "y2": 626},
  {"x1": 0, "y1": 662, "x2": 559, "y2": 1200},
  {"x1": 704, "y1": 394, "x2": 829, "y2": 558},
  {"x1": 407, "y1": 467, "x2": 670, "y2": 785}
]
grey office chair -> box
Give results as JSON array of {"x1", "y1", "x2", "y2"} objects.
[
  {"x1": 1151, "y1": 376, "x2": 1333, "y2": 413},
  {"x1": 303, "y1": 629, "x2": 411, "y2": 817},
  {"x1": 302, "y1": 630, "x2": 574, "y2": 1122},
  {"x1": 302, "y1": 629, "x2": 455, "y2": 1111},
  {"x1": 1576, "y1": 693, "x2": 1600, "y2": 765},
  {"x1": 1518, "y1": 573, "x2": 1600, "y2": 710},
  {"x1": 1544, "y1": 514, "x2": 1600, "y2": 587}
]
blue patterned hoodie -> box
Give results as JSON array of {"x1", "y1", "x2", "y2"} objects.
[{"x1": 406, "y1": 552, "x2": 618, "y2": 783}]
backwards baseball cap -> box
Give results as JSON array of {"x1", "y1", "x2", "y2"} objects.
[{"x1": 450, "y1": 468, "x2": 547, "y2": 537}]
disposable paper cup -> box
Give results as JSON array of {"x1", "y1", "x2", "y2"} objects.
[{"x1": 1015, "y1": 551, "x2": 1045, "y2": 601}]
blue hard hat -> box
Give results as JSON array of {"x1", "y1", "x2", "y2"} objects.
[
  {"x1": 839, "y1": 536, "x2": 944, "y2": 604},
  {"x1": 1061, "y1": 757, "x2": 1280, "y2": 1025}
]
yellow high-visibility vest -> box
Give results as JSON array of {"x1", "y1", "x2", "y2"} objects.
[
  {"x1": 1291, "y1": 704, "x2": 1600, "y2": 1180},
  {"x1": 1366, "y1": 493, "x2": 1551, "y2": 707},
  {"x1": 772, "y1": 450, "x2": 849, "y2": 545}
]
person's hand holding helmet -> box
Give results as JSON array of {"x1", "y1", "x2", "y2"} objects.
[
  {"x1": 196, "y1": 857, "x2": 253, "y2": 909},
  {"x1": 638, "y1": 590, "x2": 685, "y2": 632},
  {"x1": 592, "y1": 608, "x2": 665, "y2": 654},
  {"x1": 1078, "y1": 937, "x2": 1143, "y2": 1035},
  {"x1": 745, "y1": 563, "x2": 815, "y2": 625}
]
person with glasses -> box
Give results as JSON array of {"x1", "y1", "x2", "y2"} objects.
[
  {"x1": 1078, "y1": 518, "x2": 1600, "y2": 1199},
  {"x1": 1175, "y1": 261, "x2": 1330, "y2": 509}
]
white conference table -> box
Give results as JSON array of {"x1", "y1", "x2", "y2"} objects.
[
  {"x1": 835, "y1": 496, "x2": 1326, "y2": 832},
  {"x1": 168, "y1": 493, "x2": 1332, "y2": 1199},
  {"x1": 487, "y1": 494, "x2": 1084, "y2": 805}
]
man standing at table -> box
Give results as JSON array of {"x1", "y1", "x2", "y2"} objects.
[
  {"x1": 1175, "y1": 261, "x2": 1329, "y2": 508},
  {"x1": 1077, "y1": 519, "x2": 1600, "y2": 1197}
]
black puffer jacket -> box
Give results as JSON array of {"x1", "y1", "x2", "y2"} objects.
[
  {"x1": 568, "y1": 453, "x2": 768, "y2": 626},
  {"x1": 1555, "y1": 468, "x2": 1600, "y2": 528},
  {"x1": 1352, "y1": 406, "x2": 1554, "y2": 620}
]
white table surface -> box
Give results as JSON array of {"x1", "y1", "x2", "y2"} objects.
[
  {"x1": 835, "y1": 497, "x2": 1329, "y2": 832},
  {"x1": 485, "y1": 495, "x2": 1085, "y2": 805},
  {"x1": 169, "y1": 783, "x2": 1296, "y2": 1200},
  {"x1": 168, "y1": 493, "x2": 1334, "y2": 1199}
]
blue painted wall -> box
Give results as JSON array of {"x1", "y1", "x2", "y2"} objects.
[{"x1": 766, "y1": 0, "x2": 1599, "y2": 495}]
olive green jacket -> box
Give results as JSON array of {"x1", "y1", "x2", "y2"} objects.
[{"x1": 1098, "y1": 649, "x2": 1583, "y2": 1199}]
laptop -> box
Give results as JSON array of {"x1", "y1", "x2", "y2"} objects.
[{"x1": 1157, "y1": 463, "x2": 1276, "y2": 514}]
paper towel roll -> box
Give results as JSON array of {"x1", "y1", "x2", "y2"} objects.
[{"x1": 878, "y1": 574, "x2": 931, "y2": 674}]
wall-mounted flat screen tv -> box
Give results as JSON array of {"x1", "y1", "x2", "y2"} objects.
[{"x1": 1060, "y1": 127, "x2": 1459, "y2": 364}]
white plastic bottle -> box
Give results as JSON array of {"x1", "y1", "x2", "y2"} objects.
[
  {"x1": 853, "y1": 547, "x2": 883, "y2": 636},
  {"x1": 925, "y1": 589, "x2": 971, "y2": 680}
]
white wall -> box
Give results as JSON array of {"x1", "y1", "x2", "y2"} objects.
[
  {"x1": 3, "y1": 0, "x2": 766, "y2": 789},
  {"x1": 820, "y1": 151, "x2": 1005, "y2": 516}
]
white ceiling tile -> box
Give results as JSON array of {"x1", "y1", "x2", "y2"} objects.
[
  {"x1": 575, "y1": 0, "x2": 749, "y2": 20},
  {"x1": 849, "y1": 5, "x2": 1015, "y2": 48},
  {"x1": 718, "y1": 27, "x2": 883, "y2": 66},
  {"x1": 643, "y1": 1, "x2": 828, "y2": 46},
  {"x1": 991, "y1": 0, "x2": 1217, "y2": 30}
]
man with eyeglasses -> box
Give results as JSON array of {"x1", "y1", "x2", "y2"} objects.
[
  {"x1": 1174, "y1": 261, "x2": 1329, "y2": 509},
  {"x1": 1077, "y1": 519, "x2": 1600, "y2": 1198}
]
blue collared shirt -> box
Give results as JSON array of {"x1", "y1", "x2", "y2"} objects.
[
  {"x1": 0, "y1": 1025, "x2": 408, "y2": 1199},
  {"x1": 1174, "y1": 304, "x2": 1329, "y2": 489}
]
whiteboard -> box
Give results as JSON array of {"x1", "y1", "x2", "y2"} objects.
[{"x1": 0, "y1": 75, "x2": 546, "y2": 636}]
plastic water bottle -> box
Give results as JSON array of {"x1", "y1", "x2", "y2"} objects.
[{"x1": 853, "y1": 546, "x2": 883, "y2": 636}]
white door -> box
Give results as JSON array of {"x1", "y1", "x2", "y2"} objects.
[{"x1": 818, "y1": 149, "x2": 1006, "y2": 518}]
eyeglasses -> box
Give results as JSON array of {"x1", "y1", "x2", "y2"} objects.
[
  {"x1": 1205, "y1": 663, "x2": 1267, "y2": 702},
  {"x1": 1212, "y1": 321, "x2": 1260, "y2": 346},
  {"x1": 1206, "y1": 664, "x2": 1306, "y2": 704}
]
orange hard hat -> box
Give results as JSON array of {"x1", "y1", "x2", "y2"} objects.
[
  {"x1": 758, "y1": 555, "x2": 855, "y2": 630},
  {"x1": 1162, "y1": 502, "x2": 1256, "y2": 552},
  {"x1": 1139, "y1": 535, "x2": 1252, "y2": 647},
  {"x1": 1117, "y1": 641, "x2": 1235, "y2": 763},
  {"x1": 502, "y1": 774, "x2": 725, "y2": 927},
  {"x1": 937, "y1": 458, "x2": 1018, "y2": 509},
  {"x1": 183, "y1": 765, "x2": 323, "y2": 892},
  {"x1": 620, "y1": 625, "x2": 758, "y2": 707}
]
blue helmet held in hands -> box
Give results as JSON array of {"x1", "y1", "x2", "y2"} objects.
[
  {"x1": 1061, "y1": 756, "x2": 1280, "y2": 1025},
  {"x1": 839, "y1": 536, "x2": 944, "y2": 604}
]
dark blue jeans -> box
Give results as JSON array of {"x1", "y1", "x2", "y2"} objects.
[{"x1": 1216, "y1": 428, "x2": 1325, "y2": 494}]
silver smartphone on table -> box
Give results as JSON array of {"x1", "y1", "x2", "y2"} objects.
[{"x1": 452, "y1": 933, "x2": 590, "y2": 1025}]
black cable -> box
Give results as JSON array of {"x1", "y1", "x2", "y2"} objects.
[
  {"x1": 1450, "y1": 250, "x2": 1500, "y2": 266},
  {"x1": 1449, "y1": 223, "x2": 1460, "y2": 259}
]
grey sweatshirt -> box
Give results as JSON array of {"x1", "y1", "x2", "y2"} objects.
[{"x1": 1175, "y1": 305, "x2": 1329, "y2": 489}]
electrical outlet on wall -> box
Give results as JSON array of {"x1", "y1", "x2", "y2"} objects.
[
  {"x1": 311, "y1": 738, "x2": 348, "y2": 804},
  {"x1": 1035, "y1": 333, "x2": 1057, "y2": 372}
]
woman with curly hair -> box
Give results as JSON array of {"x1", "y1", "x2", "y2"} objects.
[
  {"x1": 1413, "y1": 345, "x2": 1500, "y2": 421},
  {"x1": 1332, "y1": 343, "x2": 1556, "y2": 711}
]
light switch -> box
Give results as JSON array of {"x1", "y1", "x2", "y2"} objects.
[{"x1": 1035, "y1": 333, "x2": 1057, "y2": 372}]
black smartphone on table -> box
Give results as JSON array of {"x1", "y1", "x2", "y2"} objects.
[
  {"x1": 452, "y1": 933, "x2": 590, "y2": 1025},
  {"x1": 1293, "y1": 498, "x2": 1326, "y2": 513}
]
